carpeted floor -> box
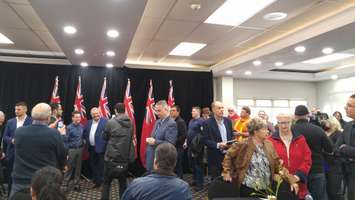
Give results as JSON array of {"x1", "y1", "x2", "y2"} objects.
[{"x1": 66, "y1": 174, "x2": 209, "y2": 200}]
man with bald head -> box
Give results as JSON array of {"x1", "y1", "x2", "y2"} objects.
[
  {"x1": 83, "y1": 107, "x2": 108, "y2": 188},
  {"x1": 203, "y1": 101, "x2": 234, "y2": 179},
  {"x1": 10, "y1": 103, "x2": 65, "y2": 198}
]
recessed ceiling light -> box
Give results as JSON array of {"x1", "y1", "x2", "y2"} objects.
[
  {"x1": 63, "y1": 26, "x2": 77, "y2": 34},
  {"x1": 106, "y1": 51, "x2": 115, "y2": 57},
  {"x1": 80, "y1": 62, "x2": 88, "y2": 67},
  {"x1": 322, "y1": 47, "x2": 334, "y2": 55},
  {"x1": 274, "y1": 61, "x2": 284, "y2": 67},
  {"x1": 294, "y1": 46, "x2": 306, "y2": 53},
  {"x1": 74, "y1": 48, "x2": 84, "y2": 55},
  {"x1": 106, "y1": 63, "x2": 114, "y2": 68},
  {"x1": 190, "y1": 3, "x2": 201, "y2": 10},
  {"x1": 245, "y1": 71, "x2": 252, "y2": 76},
  {"x1": 302, "y1": 53, "x2": 354, "y2": 64},
  {"x1": 169, "y1": 42, "x2": 206, "y2": 56},
  {"x1": 0, "y1": 33, "x2": 14, "y2": 44},
  {"x1": 226, "y1": 70, "x2": 233, "y2": 74},
  {"x1": 331, "y1": 75, "x2": 338, "y2": 80},
  {"x1": 263, "y1": 12, "x2": 287, "y2": 21},
  {"x1": 204, "y1": 0, "x2": 276, "y2": 26},
  {"x1": 107, "y1": 29, "x2": 119, "y2": 38},
  {"x1": 253, "y1": 60, "x2": 262, "y2": 66}
]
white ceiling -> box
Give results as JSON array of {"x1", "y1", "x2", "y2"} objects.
[{"x1": 1, "y1": 0, "x2": 355, "y2": 81}]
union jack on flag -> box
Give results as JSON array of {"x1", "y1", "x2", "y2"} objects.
[
  {"x1": 124, "y1": 79, "x2": 137, "y2": 159},
  {"x1": 74, "y1": 76, "x2": 87, "y2": 125},
  {"x1": 98, "y1": 77, "x2": 111, "y2": 118},
  {"x1": 167, "y1": 80, "x2": 175, "y2": 107},
  {"x1": 50, "y1": 76, "x2": 61, "y2": 104}
]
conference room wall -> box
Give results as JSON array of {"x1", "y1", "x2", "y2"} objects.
[{"x1": 317, "y1": 76, "x2": 355, "y2": 121}]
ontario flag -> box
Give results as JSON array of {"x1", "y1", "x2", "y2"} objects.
[
  {"x1": 140, "y1": 80, "x2": 156, "y2": 167},
  {"x1": 167, "y1": 80, "x2": 175, "y2": 107},
  {"x1": 98, "y1": 77, "x2": 111, "y2": 118},
  {"x1": 50, "y1": 76, "x2": 61, "y2": 104},
  {"x1": 74, "y1": 76, "x2": 87, "y2": 125},
  {"x1": 124, "y1": 79, "x2": 137, "y2": 159}
]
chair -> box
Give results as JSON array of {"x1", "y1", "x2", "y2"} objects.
[{"x1": 208, "y1": 176, "x2": 240, "y2": 200}]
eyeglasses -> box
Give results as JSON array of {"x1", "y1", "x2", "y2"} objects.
[
  {"x1": 277, "y1": 121, "x2": 290, "y2": 125},
  {"x1": 345, "y1": 104, "x2": 355, "y2": 108}
]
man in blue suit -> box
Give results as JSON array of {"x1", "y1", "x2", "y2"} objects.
[
  {"x1": 83, "y1": 107, "x2": 107, "y2": 188},
  {"x1": 203, "y1": 101, "x2": 233, "y2": 179},
  {"x1": 146, "y1": 100, "x2": 177, "y2": 172},
  {"x1": 3, "y1": 101, "x2": 32, "y2": 195}
]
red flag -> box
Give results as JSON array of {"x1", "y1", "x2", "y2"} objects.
[
  {"x1": 50, "y1": 76, "x2": 61, "y2": 104},
  {"x1": 140, "y1": 80, "x2": 156, "y2": 167},
  {"x1": 124, "y1": 79, "x2": 137, "y2": 159},
  {"x1": 74, "y1": 76, "x2": 87, "y2": 125},
  {"x1": 98, "y1": 77, "x2": 111, "y2": 118},
  {"x1": 167, "y1": 80, "x2": 175, "y2": 107}
]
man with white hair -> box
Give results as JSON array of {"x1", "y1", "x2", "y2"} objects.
[
  {"x1": 146, "y1": 100, "x2": 177, "y2": 172},
  {"x1": 10, "y1": 103, "x2": 66, "y2": 198},
  {"x1": 227, "y1": 105, "x2": 240, "y2": 128}
]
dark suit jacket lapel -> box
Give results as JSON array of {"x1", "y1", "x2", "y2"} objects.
[
  {"x1": 211, "y1": 118, "x2": 222, "y2": 142},
  {"x1": 223, "y1": 118, "x2": 232, "y2": 140},
  {"x1": 345, "y1": 122, "x2": 352, "y2": 145}
]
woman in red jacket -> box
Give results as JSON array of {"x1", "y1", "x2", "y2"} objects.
[{"x1": 268, "y1": 114, "x2": 312, "y2": 200}]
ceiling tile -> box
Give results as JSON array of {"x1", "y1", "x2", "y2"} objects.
[
  {"x1": 4, "y1": 0, "x2": 29, "y2": 5},
  {"x1": 143, "y1": 0, "x2": 176, "y2": 18},
  {"x1": 12, "y1": 4, "x2": 48, "y2": 31},
  {"x1": 0, "y1": 2, "x2": 27, "y2": 29},
  {"x1": 134, "y1": 17, "x2": 164, "y2": 40},
  {"x1": 155, "y1": 20, "x2": 200, "y2": 41},
  {"x1": 128, "y1": 37, "x2": 151, "y2": 54},
  {"x1": 143, "y1": 40, "x2": 178, "y2": 55},
  {"x1": 167, "y1": 0, "x2": 225, "y2": 22},
  {"x1": 34, "y1": 30, "x2": 62, "y2": 51},
  {"x1": 0, "y1": 28, "x2": 48, "y2": 51},
  {"x1": 186, "y1": 23, "x2": 232, "y2": 43}
]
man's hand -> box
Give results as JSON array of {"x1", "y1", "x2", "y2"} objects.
[
  {"x1": 58, "y1": 126, "x2": 66, "y2": 136},
  {"x1": 223, "y1": 173, "x2": 232, "y2": 182},
  {"x1": 218, "y1": 142, "x2": 228, "y2": 150},
  {"x1": 146, "y1": 137, "x2": 156, "y2": 145},
  {"x1": 183, "y1": 140, "x2": 188, "y2": 149},
  {"x1": 11, "y1": 139, "x2": 15, "y2": 144}
]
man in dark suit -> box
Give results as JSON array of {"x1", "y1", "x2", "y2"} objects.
[
  {"x1": 170, "y1": 105, "x2": 187, "y2": 179},
  {"x1": 146, "y1": 100, "x2": 177, "y2": 172},
  {"x1": 203, "y1": 101, "x2": 233, "y2": 179},
  {"x1": 3, "y1": 102, "x2": 32, "y2": 195},
  {"x1": 83, "y1": 107, "x2": 107, "y2": 188},
  {"x1": 9, "y1": 103, "x2": 65, "y2": 198},
  {"x1": 336, "y1": 94, "x2": 355, "y2": 200}
]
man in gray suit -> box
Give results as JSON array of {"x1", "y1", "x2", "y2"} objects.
[{"x1": 146, "y1": 100, "x2": 177, "y2": 172}]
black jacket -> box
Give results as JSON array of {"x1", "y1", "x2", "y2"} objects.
[
  {"x1": 335, "y1": 122, "x2": 355, "y2": 160},
  {"x1": 174, "y1": 116, "x2": 187, "y2": 150},
  {"x1": 103, "y1": 114, "x2": 134, "y2": 163},
  {"x1": 292, "y1": 119, "x2": 333, "y2": 174}
]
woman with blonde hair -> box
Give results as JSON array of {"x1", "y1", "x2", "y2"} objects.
[
  {"x1": 321, "y1": 117, "x2": 344, "y2": 200},
  {"x1": 222, "y1": 117, "x2": 298, "y2": 199}
]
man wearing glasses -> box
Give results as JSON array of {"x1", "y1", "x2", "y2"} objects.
[{"x1": 336, "y1": 94, "x2": 355, "y2": 200}]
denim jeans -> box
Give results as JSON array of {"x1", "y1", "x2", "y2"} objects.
[
  {"x1": 188, "y1": 149, "x2": 204, "y2": 188},
  {"x1": 308, "y1": 172, "x2": 328, "y2": 200},
  {"x1": 174, "y1": 148, "x2": 184, "y2": 179}
]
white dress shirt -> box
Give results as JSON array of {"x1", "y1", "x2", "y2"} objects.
[{"x1": 89, "y1": 120, "x2": 99, "y2": 146}]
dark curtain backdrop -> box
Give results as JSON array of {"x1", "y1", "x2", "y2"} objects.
[{"x1": 0, "y1": 61, "x2": 213, "y2": 174}]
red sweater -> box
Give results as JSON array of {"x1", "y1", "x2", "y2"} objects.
[{"x1": 268, "y1": 132, "x2": 312, "y2": 199}]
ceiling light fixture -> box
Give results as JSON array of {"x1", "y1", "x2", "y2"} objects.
[
  {"x1": 169, "y1": 42, "x2": 206, "y2": 56},
  {"x1": 331, "y1": 75, "x2": 338, "y2": 80},
  {"x1": 107, "y1": 29, "x2": 119, "y2": 38},
  {"x1": 322, "y1": 47, "x2": 334, "y2": 55},
  {"x1": 0, "y1": 33, "x2": 14, "y2": 44},
  {"x1": 253, "y1": 60, "x2": 262, "y2": 66},
  {"x1": 204, "y1": 0, "x2": 276, "y2": 26},
  {"x1": 294, "y1": 46, "x2": 306, "y2": 53},
  {"x1": 74, "y1": 48, "x2": 84, "y2": 55},
  {"x1": 245, "y1": 71, "x2": 252, "y2": 76},
  {"x1": 263, "y1": 12, "x2": 287, "y2": 21},
  {"x1": 302, "y1": 53, "x2": 354, "y2": 64},
  {"x1": 274, "y1": 61, "x2": 284, "y2": 67},
  {"x1": 226, "y1": 70, "x2": 233, "y2": 75},
  {"x1": 63, "y1": 26, "x2": 77, "y2": 34},
  {"x1": 106, "y1": 51, "x2": 115, "y2": 57},
  {"x1": 106, "y1": 63, "x2": 114, "y2": 68},
  {"x1": 80, "y1": 62, "x2": 88, "y2": 67}
]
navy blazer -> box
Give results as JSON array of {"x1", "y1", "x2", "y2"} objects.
[
  {"x1": 83, "y1": 118, "x2": 108, "y2": 153},
  {"x1": 203, "y1": 116, "x2": 233, "y2": 162},
  {"x1": 3, "y1": 116, "x2": 32, "y2": 160}
]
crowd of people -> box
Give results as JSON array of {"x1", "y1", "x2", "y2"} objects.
[{"x1": 0, "y1": 94, "x2": 354, "y2": 200}]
